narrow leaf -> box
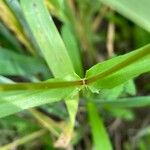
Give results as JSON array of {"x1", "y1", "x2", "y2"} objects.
[
  {"x1": 95, "y1": 96, "x2": 150, "y2": 108},
  {"x1": 0, "y1": 47, "x2": 50, "y2": 78},
  {"x1": 21, "y1": 0, "x2": 75, "y2": 78},
  {"x1": 86, "y1": 44, "x2": 150, "y2": 92},
  {"x1": 87, "y1": 102, "x2": 112, "y2": 150},
  {"x1": 100, "y1": 0, "x2": 150, "y2": 32},
  {"x1": 61, "y1": 25, "x2": 83, "y2": 77},
  {"x1": 21, "y1": 1, "x2": 79, "y2": 142},
  {"x1": 0, "y1": 77, "x2": 79, "y2": 118},
  {"x1": 0, "y1": 87, "x2": 77, "y2": 118}
]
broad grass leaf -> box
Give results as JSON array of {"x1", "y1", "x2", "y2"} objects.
[
  {"x1": 21, "y1": 0, "x2": 75, "y2": 78},
  {"x1": 21, "y1": 2, "x2": 80, "y2": 146},
  {"x1": 0, "y1": 87, "x2": 77, "y2": 118},
  {"x1": 86, "y1": 44, "x2": 150, "y2": 92},
  {"x1": 21, "y1": 0, "x2": 80, "y2": 142},
  {"x1": 0, "y1": 76, "x2": 80, "y2": 118}
]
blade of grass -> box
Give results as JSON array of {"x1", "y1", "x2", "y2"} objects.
[
  {"x1": 86, "y1": 44, "x2": 150, "y2": 92},
  {"x1": 21, "y1": 1, "x2": 80, "y2": 147},
  {"x1": 55, "y1": 95, "x2": 79, "y2": 148},
  {"x1": 100, "y1": 0, "x2": 150, "y2": 32},
  {"x1": 21, "y1": 0, "x2": 75, "y2": 78},
  {"x1": 87, "y1": 102, "x2": 112, "y2": 150},
  {"x1": 94, "y1": 96, "x2": 150, "y2": 108},
  {"x1": 61, "y1": 25, "x2": 83, "y2": 77},
  {"x1": 0, "y1": 22, "x2": 22, "y2": 52},
  {"x1": 0, "y1": 76, "x2": 79, "y2": 118},
  {"x1": 0, "y1": 87, "x2": 77, "y2": 118},
  {"x1": 45, "y1": 0, "x2": 68, "y2": 23},
  {"x1": 0, "y1": 47, "x2": 50, "y2": 78}
]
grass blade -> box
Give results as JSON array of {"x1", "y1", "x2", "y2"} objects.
[
  {"x1": 95, "y1": 96, "x2": 150, "y2": 108},
  {"x1": 86, "y1": 44, "x2": 150, "y2": 92},
  {"x1": 61, "y1": 25, "x2": 83, "y2": 77},
  {"x1": 0, "y1": 77, "x2": 78, "y2": 118},
  {"x1": 21, "y1": 1, "x2": 80, "y2": 146},
  {"x1": 21, "y1": 0, "x2": 75, "y2": 78},
  {"x1": 0, "y1": 47, "x2": 50, "y2": 78},
  {"x1": 87, "y1": 102, "x2": 112, "y2": 150},
  {"x1": 100, "y1": 0, "x2": 150, "y2": 32}
]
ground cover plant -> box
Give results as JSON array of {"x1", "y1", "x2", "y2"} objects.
[{"x1": 0, "y1": 0, "x2": 150, "y2": 149}]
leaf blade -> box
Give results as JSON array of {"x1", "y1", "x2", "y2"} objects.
[
  {"x1": 100, "y1": 0, "x2": 150, "y2": 32},
  {"x1": 86, "y1": 44, "x2": 150, "y2": 92},
  {"x1": 21, "y1": 0, "x2": 75, "y2": 78},
  {"x1": 87, "y1": 102, "x2": 112, "y2": 150}
]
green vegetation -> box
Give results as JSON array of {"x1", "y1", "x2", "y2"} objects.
[{"x1": 0, "y1": 0, "x2": 150, "y2": 149}]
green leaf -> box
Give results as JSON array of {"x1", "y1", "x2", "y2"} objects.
[
  {"x1": 100, "y1": 0, "x2": 150, "y2": 32},
  {"x1": 0, "y1": 47, "x2": 50, "y2": 78},
  {"x1": 21, "y1": 0, "x2": 80, "y2": 138},
  {"x1": 87, "y1": 102, "x2": 112, "y2": 150},
  {"x1": 21, "y1": 0, "x2": 75, "y2": 78},
  {"x1": 0, "y1": 87, "x2": 77, "y2": 118},
  {"x1": 86, "y1": 44, "x2": 150, "y2": 92},
  {"x1": 98, "y1": 84, "x2": 124, "y2": 100},
  {"x1": 0, "y1": 76, "x2": 80, "y2": 118},
  {"x1": 46, "y1": 0, "x2": 67, "y2": 22},
  {"x1": 61, "y1": 25, "x2": 83, "y2": 77},
  {"x1": 0, "y1": 22, "x2": 22, "y2": 52},
  {"x1": 133, "y1": 26, "x2": 150, "y2": 48},
  {"x1": 6, "y1": 0, "x2": 41, "y2": 53},
  {"x1": 124, "y1": 80, "x2": 136, "y2": 96},
  {"x1": 106, "y1": 108, "x2": 135, "y2": 121},
  {"x1": 95, "y1": 96, "x2": 150, "y2": 108}
]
